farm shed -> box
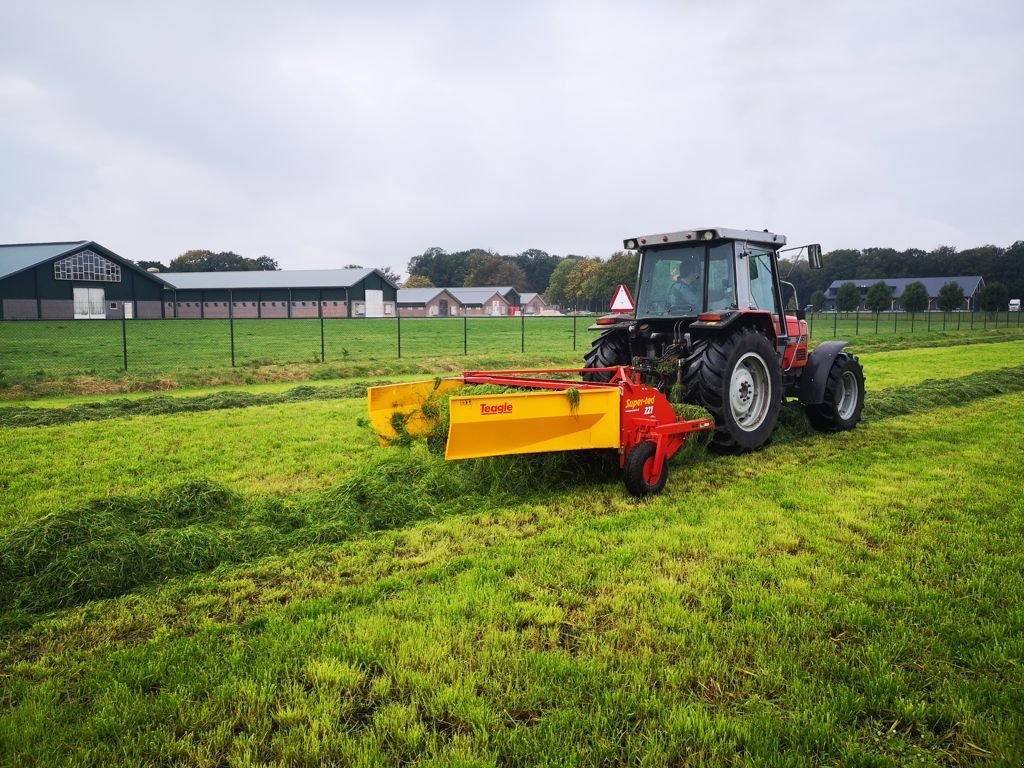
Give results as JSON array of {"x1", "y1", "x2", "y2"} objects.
[
  {"x1": 396, "y1": 288, "x2": 462, "y2": 317},
  {"x1": 519, "y1": 292, "x2": 548, "y2": 315},
  {"x1": 159, "y1": 268, "x2": 398, "y2": 319},
  {"x1": 0, "y1": 241, "x2": 171, "y2": 320},
  {"x1": 447, "y1": 287, "x2": 520, "y2": 316},
  {"x1": 825, "y1": 276, "x2": 984, "y2": 311}
]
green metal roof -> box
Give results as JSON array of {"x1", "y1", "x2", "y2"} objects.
[{"x1": 0, "y1": 242, "x2": 87, "y2": 281}]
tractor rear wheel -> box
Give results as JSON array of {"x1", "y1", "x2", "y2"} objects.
[
  {"x1": 683, "y1": 327, "x2": 782, "y2": 454},
  {"x1": 806, "y1": 352, "x2": 865, "y2": 432},
  {"x1": 583, "y1": 329, "x2": 630, "y2": 383},
  {"x1": 624, "y1": 441, "x2": 668, "y2": 497}
]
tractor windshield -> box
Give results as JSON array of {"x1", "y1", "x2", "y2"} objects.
[{"x1": 636, "y1": 243, "x2": 736, "y2": 318}]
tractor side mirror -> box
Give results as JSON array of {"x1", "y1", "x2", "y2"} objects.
[{"x1": 808, "y1": 244, "x2": 823, "y2": 269}]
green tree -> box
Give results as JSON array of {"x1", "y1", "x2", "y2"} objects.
[
  {"x1": 583, "y1": 251, "x2": 640, "y2": 307},
  {"x1": 864, "y1": 281, "x2": 892, "y2": 313},
  {"x1": 402, "y1": 275, "x2": 434, "y2": 288},
  {"x1": 937, "y1": 281, "x2": 966, "y2": 312},
  {"x1": 979, "y1": 281, "x2": 1009, "y2": 312},
  {"x1": 566, "y1": 259, "x2": 601, "y2": 305},
  {"x1": 544, "y1": 258, "x2": 579, "y2": 306},
  {"x1": 514, "y1": 249, "x2": 560, "y2": 294},
  {"x1": 135, "y1": 260, "x2": 168, "y2": 272},
  {"x1": 835, "y1": 282, "x2": 861, "y2": 312},
  {"x1": 901, "y1": 281, "x2": 929, "y2": 313},
  {"x1": 169, "y1": 250, "x2": 279, "y2": 272},
  {"x1": 809, "y1": 290, "x2": 826, "y2": 310}
]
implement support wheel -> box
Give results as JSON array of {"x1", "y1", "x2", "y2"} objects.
[{"x1": 624, "y1": 441, "x2": 668, "y2": 498}]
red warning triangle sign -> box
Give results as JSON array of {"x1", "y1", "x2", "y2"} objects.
[{"x1": 610, "y1": 284, "x2": 635, "y2": 312}]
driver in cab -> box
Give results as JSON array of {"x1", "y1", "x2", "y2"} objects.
[{"x1": 668, "y1": 258, "x2": 701, "y2": 310}]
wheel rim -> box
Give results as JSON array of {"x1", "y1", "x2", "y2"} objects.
[
  {"x1": 643, "y1": 456, "x2": 658, "y2": 486},
  {"x1": 836, "y1": 370, "x2": 858, "y2": 420},
  {"x1": 729, "y1": 352, "x2": 772, "y2": 431}
]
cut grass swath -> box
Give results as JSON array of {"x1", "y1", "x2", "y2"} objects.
[{"x1": 4, "y1": 365, "x2": 1024, "y2": 616}]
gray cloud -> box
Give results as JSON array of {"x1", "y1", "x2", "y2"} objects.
[{"x1": 1, "y1": 1, "x2": 1021, "y2": 275}]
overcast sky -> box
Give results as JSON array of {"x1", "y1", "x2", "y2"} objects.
[{"x1": 2, "y1": 1, "x2": 1022, "y2": 275}]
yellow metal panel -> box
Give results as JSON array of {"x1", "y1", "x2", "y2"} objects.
[
  {"x1": 445, "y1": 388, "x2": 620, "y2": 460},
  {"x1": 367, "y1": 378, "x2": 464, "y2": 444}
]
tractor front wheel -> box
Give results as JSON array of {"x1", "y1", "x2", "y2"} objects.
[
  {"x1": 624, "y1": 441, "x2": 668, "y2": 497},
  {"x1": 683, "y1": 328, "x2": 782, "y2": 454},
  {"x1": 806, "y1": 352, "x2": 865, "y2": 432},
  {"x1": 583, "y1": 329, "x2": 630, "y2": 383}
]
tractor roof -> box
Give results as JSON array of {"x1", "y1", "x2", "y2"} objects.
[{"x1": 623, "y1": 227, "x2": 786, "y2": 251}]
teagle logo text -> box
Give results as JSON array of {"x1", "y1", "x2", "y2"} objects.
[{"x1": 480, "y1": 402, "x2": 513, "y2": 415}]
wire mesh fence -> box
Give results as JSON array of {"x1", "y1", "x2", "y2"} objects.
[
  {"x1": 1, "y1": 310, "x2": 1021, "y2": 387},
  {"x1": 806, "y1": 310, "x2": 1022, "y2": 339},
  {"x1": 0, "y1": 315, "x2": 605, "y2": 384}
]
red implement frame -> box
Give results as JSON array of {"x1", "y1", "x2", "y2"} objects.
[{"x1": 458, "y1": 366, "x2": 713, "y2": 484}]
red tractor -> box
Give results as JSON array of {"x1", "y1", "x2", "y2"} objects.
[{"x1": 583, "y1": 227, "x2": 865, "y2": 454}]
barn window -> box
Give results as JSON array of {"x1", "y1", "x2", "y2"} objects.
[
  {"x1": 54, "y1": 250, "x2": 122, "y2": 282},
  {"x1": 109, "y1": 302, "x2": 117, "y2": 309}
]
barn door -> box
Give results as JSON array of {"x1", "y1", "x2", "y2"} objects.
[
  {"x1": 74, "y1": 287, "x2": 105, "y2": 319},
  {"x1": 364, "y1": 289, "x2": 384, "y2": 317}
]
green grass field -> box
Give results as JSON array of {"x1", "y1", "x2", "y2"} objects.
[
  {"x1": 1, "y1": 338, "x2": 1023, "y2": 765},
  {"x1": 0, "y1": 317, "x2": 602, "y2": 390}
]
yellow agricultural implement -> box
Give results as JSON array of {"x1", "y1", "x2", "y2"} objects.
[{"x1": 368, "y1": 367, "x2": 713, "y2": 496}]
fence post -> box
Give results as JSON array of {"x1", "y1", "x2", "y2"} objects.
[
  {"x1": 397, "y1": 305, "x2": 401, "y2": 359},
  {"x1": 957, "y1": 311, "x2": 961, "y2": 331},
  {"x1": 229, "y1": 289, "x2": 235, "y2": 368},
  {"x1": 833, "y1": 311, "x2": 837, "y2": 337},
  {"x1": 855, "y1": 312, "x2": 859, "y2": 336},
  {"x1": 573, "y1": 303, "x2": 577, "y2": 350},
  {"x1": 121, "y1": 314, "x2": 128, "y2": 371},
  {"x1": 894, "y1": 311, "x2": 898, "y2": 334},
  {"x1": 808, "y1": 311, "x2": 813, "y2": 339},
  {"x1": 911, "y1": 312, "x2": 915, "y2": 332},
  {"x1": 927, "y1": 310, "x2": 931, "y2": 332},
  {"x1": 875, "y1": 312, "x2": 879, "y2": 335},
  {"x1": 320, "y1": 316, "x2": 325, "y2": 363},
  {"x1": 521, "y1": 307, "x2": 525, "y2": 353},
  {"x1": 463, "y1": 315, "x2": 467, "y2": 355},
  {"x1": 971, "y1": 310, "x2": 974, "y2": 330}
]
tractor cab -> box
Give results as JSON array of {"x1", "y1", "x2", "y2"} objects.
[{"x1": 628, "y1": 227, "x2": 788, "y2": 324}]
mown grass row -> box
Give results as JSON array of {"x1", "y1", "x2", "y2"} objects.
[
  {"x1": 0, "y1": 381, "x2": 388, "y2": 428},
  {"x1": 3, "y1": 365, "x2": 1023, "y2": 621}
]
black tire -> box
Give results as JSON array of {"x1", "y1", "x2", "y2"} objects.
[
  {"x1": 806, "y1": 352, "x2": 865, "y2": 432},
  {"x1": 624, "y1": 441, "x2": 668, "y2": 497},
  {"x1": 682, "y1": 327, "x2": 782, "y2": 454},
  {"x1": 583, "y1": 329, "x2": 631, "y2": 383}
]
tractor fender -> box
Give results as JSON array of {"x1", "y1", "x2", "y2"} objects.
[{"x1": 799, "y1": 341, "x2": 849, "y2": 405}]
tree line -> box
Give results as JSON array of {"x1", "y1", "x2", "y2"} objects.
[
  {"x1": 785, "y1": 241, "x2": 1023, "y2": 312},
  {"x1": 405, "y1": 247, "x2": 638, "y2": 310},
  {"x1": 408, "y1": 240, "x2": 1022, "y2": 310}
]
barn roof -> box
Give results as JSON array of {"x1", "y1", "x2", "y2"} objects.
[
  {"x1": 520, "y1": 292, "x2": 542, "y2": 303},
  {"x1": 0, "y1": 241, "x2": 88, "y2": 281},
  {"x1": 827, "y1": 276, "x2": 984, "y2": 296},
  {"x1": 446, "y1": 286, "x2": 515, "y2": 305},
  {"x1": 0, "y1": 240, "x2": 173, "y2": 286},
  {"x1": 397, "y1": 287, "x2": 447, "y2": 304},
  {"x1": 160, "y1": 268, "x2": 396, "y2": 290}
]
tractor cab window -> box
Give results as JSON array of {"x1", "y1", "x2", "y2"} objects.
[
  {"x1": 746, "y1": 246, "x2": 779, "y2": 313},
  {"x1": 706, "y1": 244, "x2": 738, "y2": 311},
  {"x1": 636, "y1": 246, "x2": 707, "y2": 317}
]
